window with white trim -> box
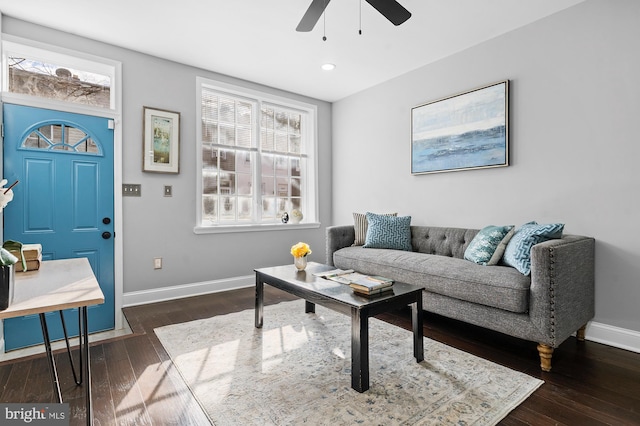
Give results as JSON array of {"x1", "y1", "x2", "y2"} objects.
[
  {"x1": 2, "y1": 38, "x2": 117, "y2": 110},
  {"x1": 197, "y1": 78, "x2": 317, "y2": 231}
]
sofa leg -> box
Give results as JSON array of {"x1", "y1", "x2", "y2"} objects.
[
  {"x1": 537, "y1": 343, "x2": 554, "y2": 372},
  {"x1": 576, "y1": 324, "x2": 587, "y2": 341}
]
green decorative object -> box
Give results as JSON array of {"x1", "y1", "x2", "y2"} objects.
[
  {"x1": 2, "y1": 240, "x2": 24, "y2": 270},
  {"x1": 0, "y1": 247, "x2": 18, "y2": 266}
]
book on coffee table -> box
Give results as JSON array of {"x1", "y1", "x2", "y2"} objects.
[
  {"x1": 352, "y1": 275, "x2": 393, "y2": 285},
  {"x1": 313, "y1": 268, "x2": 354, "y2": 279},
  {"x1": 313, "y1": 269, "x2": 394, "y2": 290},
  {"x1": 349, "y1": 276, "x2": 394, "y2": 295},
  {"x1": 313, "y1": 269, "x2": 366, "y2": 285},
  {"x1": 352, "y1": 285, "x2": 394, "y2": 297}
]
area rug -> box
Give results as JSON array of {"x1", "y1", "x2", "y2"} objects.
[{"x1": 154, "y1": 300, "x2": 543, "y2": 425}]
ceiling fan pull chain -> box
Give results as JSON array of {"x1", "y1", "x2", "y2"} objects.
[
  {"x1": 296, "y1": 0, "x2": 409, "y2": 34},
  {"x1": 359, "y1": 0, "x2": 362, "y2": 35},
  {"x1": 323, "y1": 0, "x2": 327, "y2": 41}
]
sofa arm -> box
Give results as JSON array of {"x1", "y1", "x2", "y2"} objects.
[
  {"x1": 326, "y1": 225, "x2": 355, "y2": 266},
  {"x1": 529, "y1": 235, "x2": 595, "y2": 347}
]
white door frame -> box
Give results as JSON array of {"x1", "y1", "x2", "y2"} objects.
[{"x1": 0, "y1": 29, "x2": 124, "y2": 352}]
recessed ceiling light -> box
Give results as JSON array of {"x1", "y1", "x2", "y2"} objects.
[{"x1": 321, "y1": 63, "x2": 336, "y2": 71}]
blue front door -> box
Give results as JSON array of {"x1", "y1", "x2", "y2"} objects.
[{"x1": 2, "y1": 104, "x2": 115, "y2": 350}]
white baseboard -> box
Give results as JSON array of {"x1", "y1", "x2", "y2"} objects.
[
  {"x1": 122, "y1": 275, "x2": 254, "y2": 307},
  {"x1": 121, "y1": 277, "x2": 640, "y2": 355},
  {"x1": 0, "y1": 311, "x2": 132, "y2": 359},
  {"x1": 1, "y1": 276, "x2": 252, "y2": 355},
  {"x1": 585, "y1": 321, "x2": 640, "y2": 354}
]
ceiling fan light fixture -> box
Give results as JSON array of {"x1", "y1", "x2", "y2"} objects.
[
  {"x1": 297, "y1": 0, "x2": 411, "y2": 32},
  {"x1": 321, "y1": 63, "x2": 336, "y2": 71}
]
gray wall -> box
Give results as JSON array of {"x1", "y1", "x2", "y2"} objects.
[
  {"x1": 332, "y1": 0, "x2": 640, "y2": 333},
  {"x1": 2, "y1": 17, "x2": 332, "y2": 294},
  {"x1": 4, "y1": 1, "x2": 638, "y2": 338}
]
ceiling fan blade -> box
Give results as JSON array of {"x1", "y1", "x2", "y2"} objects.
[
  {"x1": 365, "y1": 0, "x2": 411, "y2": 26},
  {"x1": 296, "y1": 0, "x2": 332, "y2": 32}
]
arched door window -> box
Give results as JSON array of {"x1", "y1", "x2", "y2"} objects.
[{"x1": 20, "y1": 121, "x2": 103, "y2": 155}]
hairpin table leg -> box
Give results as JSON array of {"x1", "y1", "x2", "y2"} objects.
[
  {"x1": 82, "y1": 306, "x2": 92, "y2": 426},
  {"x1": 59, "y1": 309, "x2": 83, "y2": 385},
  {"x1": 39, "y1": 313, "x2": 63, "y2": 403}
]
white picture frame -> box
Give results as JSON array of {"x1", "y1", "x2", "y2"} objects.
[{"x1": 143, "y1": 106, "x2": 180, "y2": 173}]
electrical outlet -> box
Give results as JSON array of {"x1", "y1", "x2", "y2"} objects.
[
  {"x1": 123, "y1": 184, "x2": 141, "y2": 197},
  {"x1": 154, "y1": 257, "x2": 162, "y2": 269}
]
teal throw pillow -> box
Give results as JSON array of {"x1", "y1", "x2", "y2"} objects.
[
  {"x1": 352, "y1": 212, "x2": 397, "y2": 246},
  {"x1": 363, "y1": 212, "x2": 412, "y2": 251},
  {"x1": 464, "y1": 225, "x2": 515, "y2": 266},
  {"x1": 502, "y1": 221, "x2": 565, "y2": 275}
]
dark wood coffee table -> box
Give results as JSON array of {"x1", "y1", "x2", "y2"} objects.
[{"x1": 254, "y1": 261, "x2": 424, "y2": 393}]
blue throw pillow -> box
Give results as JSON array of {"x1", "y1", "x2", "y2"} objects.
[
  {"x1": 464, "y1": 225, "x2": 515, "y2": 266},
  {"x1": 352, "y1": 212, "x2": 397, "y2": 246},
  {"x1": 363, "y1": 212, "x2": 412, "y2": 251},
  {"x1": 502, "y1": 221, "x2": 565, "y2": 275}
]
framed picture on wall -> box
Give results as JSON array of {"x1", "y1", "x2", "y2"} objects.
[
  {"x1": 411, "y1": 80, "x2": 509, "y2": 175},
  {"x1": 143, "y1": 106, "x2": 180, "y2": 173}
]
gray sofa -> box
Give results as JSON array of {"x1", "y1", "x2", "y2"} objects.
[{"x1": 326, "y1": 225, "x2": 595, "y2": 371}]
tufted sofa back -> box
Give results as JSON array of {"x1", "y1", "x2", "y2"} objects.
[{"x1": 410, "y1": 226, "x2": 479, "y2": 259}]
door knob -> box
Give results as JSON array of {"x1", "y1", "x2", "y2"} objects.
[{"x1": 102, "y1": 231, "x2": 112, "y2": 239}]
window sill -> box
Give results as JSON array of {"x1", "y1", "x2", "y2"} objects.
[{"x1": 193, "y1": 222, "x2": 320, "y2": 235}]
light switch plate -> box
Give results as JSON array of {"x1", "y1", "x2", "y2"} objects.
[
  {"x1": 164, "y1": 185, "x2": 172, "y2": 197},
  {"x1": 123, "y1": 184, "x2": 141, "y2": 196}
]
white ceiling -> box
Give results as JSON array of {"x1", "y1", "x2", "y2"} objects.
[{"x1": 0, "y1": 0, "x2": 584, "y2": 102}]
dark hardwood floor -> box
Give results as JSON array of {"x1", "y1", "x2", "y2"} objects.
[{"x1": 1, "y1": 286, "x2": 639, "y2": 425}]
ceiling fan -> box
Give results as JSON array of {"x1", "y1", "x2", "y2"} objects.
[{"x1": 296, "y1": 0, "x2": 411, "y2": 32}]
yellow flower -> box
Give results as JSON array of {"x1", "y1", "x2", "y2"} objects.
[{"x1": 290, "y1": 242, "x2": 312, "y2": 258}]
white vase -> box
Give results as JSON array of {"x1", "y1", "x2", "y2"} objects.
[
  {"x1": 290, "y1": 210, "x2": 303, "y2": 224},
  {"x1": 294, "y1": 256, "x2": 307, "y2": 271}
]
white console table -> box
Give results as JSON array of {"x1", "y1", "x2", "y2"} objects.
[{"x1": 0, "y1": 258, "x2": 104, "y2": 426}]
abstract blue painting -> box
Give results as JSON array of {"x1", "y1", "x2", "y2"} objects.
[{"x1": 411, "y1": 81, "x2": 509, "y2": 174}]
